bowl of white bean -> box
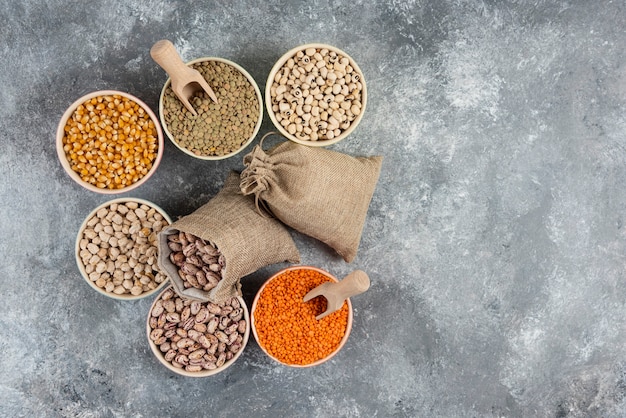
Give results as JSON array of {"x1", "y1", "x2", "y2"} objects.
[
  {"x1": 265, "y1": 43, "x2": 367, "y2": 146},
  {"x1": 75, "y1": 197, "x2": 172, "y2": 300}
]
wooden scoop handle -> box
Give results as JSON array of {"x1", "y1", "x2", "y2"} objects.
[
  {"x1": 332, "y1": 270, "x2": 370, "y2": 300},
  {"x1": 311, "y1": 270, "x2": 370, "y2": 320},
  {"x1": 150, "y1": 40, "x2": 195, "y2": 81},
  {"x1": 150, "y1": 39, "x2": 218, "y2": 109}
]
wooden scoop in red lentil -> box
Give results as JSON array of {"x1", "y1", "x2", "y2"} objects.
[{"x1": 303, "y1": 270, "x2": 370, "y2": 320}]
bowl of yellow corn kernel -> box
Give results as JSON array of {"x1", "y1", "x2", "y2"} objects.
[{"x1": 56, "y1": 90, "x2": 164, "y2": 194}]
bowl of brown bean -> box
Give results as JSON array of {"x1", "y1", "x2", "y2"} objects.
[
  {"x1": 266, "y1": 44, "x2": 367, "y2": 146},
  {"x1": 75, "y1": 198, "x2": 172, "y2": 300},
  {"x1": 158, "y1": 57, "x2": 263, "y2": 160},
  {"x1": 146, "y1": 286, "x2": 250, "y2": 377},
  {"x1": 56, "y1": 90, "x2": 164, "y2": 193},
  {"x1": 250, "y1": 266, "x2": 353, "y2": 367}
]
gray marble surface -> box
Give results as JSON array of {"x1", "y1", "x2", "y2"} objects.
[{"x1": 2, "y1": 0, "x2": 626, "y2": 417}]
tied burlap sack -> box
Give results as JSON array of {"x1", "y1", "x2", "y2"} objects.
[
  {"x1": 157, "y1": 171, "x2": 300, "y2": 303},
  {"x1": 239, "y1": 135, "x2": 383, "y2": 262}
]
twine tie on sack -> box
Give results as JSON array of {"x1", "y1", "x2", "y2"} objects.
[
  {"x1": 240, "y1": 133, "x2": 280, "y2": 216},
  {"x1": 240, "y1": 146, "x2": 272, "y2": 194}
]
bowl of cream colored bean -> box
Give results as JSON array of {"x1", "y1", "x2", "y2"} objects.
[
  {"x1": 75, "y1": 198, "x2": 172, "y2": 300},
  {"x1": 265, "y1": 43, "x2": 367, "y2": 146}
]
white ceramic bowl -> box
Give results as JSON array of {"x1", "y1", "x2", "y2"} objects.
[
  {"x1": 56, "y1": 90, "x2": 164, "y2": 194},
  {"x1": 265, "y1": 43, "x2": 367, "y2": 147},
  {"x1": 146, "y1": 286, "x2": 250, "y2": 377},
  {"x1": 250, "y1": 265, "x2": 353, "y2": 367},
  {"x1": 75, "y1": 197, "x2": 172, "y2": 300},
  {"x1": 158, "y1": 57, "x2": 263, "y2": 160}
]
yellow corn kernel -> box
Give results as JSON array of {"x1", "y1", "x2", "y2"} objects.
[{"x1": 63, "y1": 94, "x2": 158, "y2": 189}]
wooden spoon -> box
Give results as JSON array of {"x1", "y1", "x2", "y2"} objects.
[
  {"x1": 303, "y1": 270, "x2": 370, "y2": 320},
  {"x1": 150, "y1": 39, "x2": 218, "y2": 116}
]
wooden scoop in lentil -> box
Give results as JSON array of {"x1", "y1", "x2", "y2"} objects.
[
  {"x1": 162, "y1": 60, "x2": 259, "y2": 157},
  {"x1": 253, "y1": 268, "x2": 349, "y2": 365}
]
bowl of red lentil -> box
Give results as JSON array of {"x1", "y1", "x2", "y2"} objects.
[
  {"x1": 157, "y1": 57, "x2": 263, "y2": 160},
  {"x1": 265, "y1": 43, "x2": 367, "y2": 146},
  {"x1": 250, "y1": 266, "x2": 353, "y2": 367},
  {"x1": 56, "y1": 90, "x2": 164, "y2": 194}
]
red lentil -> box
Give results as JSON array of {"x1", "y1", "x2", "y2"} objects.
[{"x1": 253, "y1": 268, "x2": 349, "y2": 365}]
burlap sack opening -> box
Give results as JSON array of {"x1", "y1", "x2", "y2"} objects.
[
  {"x1": 157, "y1": 171, "x2": 300, "y2": 303},
  {"x1": 240, "y1": 134, "x2": 383, "y2": 262}
]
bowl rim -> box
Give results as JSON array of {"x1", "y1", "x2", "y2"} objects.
[
  {"x1": 250, "y1": 265, "x2": 354, "y2": 368},
  {"x1": 56, "y1": 90, "x2": 164, "y2": 194},
  {"x1": 75, "y1": 197, "x2": 172, "y2": 300},
  {"x1": 158, "y1": 56, "x2": 264, "y2": 160},
  {"x1": 265, "y1": 43, "x2": 367, "y2": 147},
  {"x1": 146, "y1": 285, "x2": 251, "y2": 377}
]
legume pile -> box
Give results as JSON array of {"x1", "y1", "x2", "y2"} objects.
[
  {"x1": 148, "y1": 287, "x2": 247, "y2": 373},
  {"x1": 162, "y1": 60, "x2": 260, "y2": 157},
  {"x1": 77, "y1": 200, "x2": 169, "y2": 297},
  {"x1": 253, "y1": 268, "x2": 349, "y2": 365},
  {"x1": 269, "y1": 47, "x2": 364, "y2": 141},
  {"x1": 166, "y1": 231, "x2": 225, "y2": 292},
  {"x1": 62, "y1": 94, "x2": 159, "y2": 190}
]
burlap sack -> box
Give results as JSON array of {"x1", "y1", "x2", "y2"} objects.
[
  {"x1": 239, "y1": 134, "x2": 383, "y2": 262},
  {"x1": 157, "y1": 171, "x2": 300, "y2": 303}
]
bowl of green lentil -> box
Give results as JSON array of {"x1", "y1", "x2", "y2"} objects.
[{"x1": 158, "y1": 57, "x2": 263, "y2": 160}]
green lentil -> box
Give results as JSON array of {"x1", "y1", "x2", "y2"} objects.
[{"x1": 163, "y1": 60, "x2": 259, "y2": 157}]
